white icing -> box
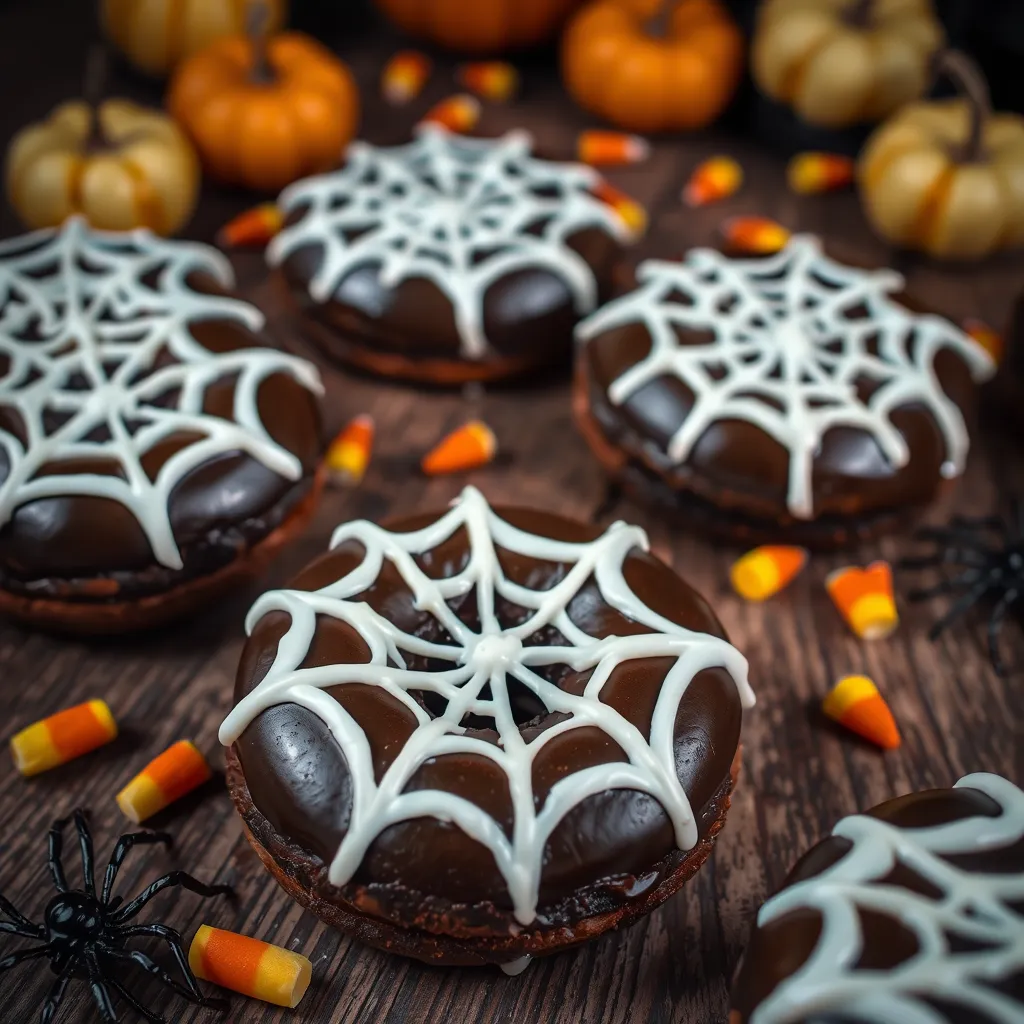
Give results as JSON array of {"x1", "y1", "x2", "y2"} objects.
[
  {"x1": 575, "y1": 236, "x2": 995, "y2": 520},
  {"x1": 0, "y1": 216, "x2": 323, "y2": 570},
  {"x1": 500, "y1": 954, "x2": 532, "y2": 976},
  {"x1": 220, "y1": 486, "x2": 754, "y2": 926},
  {"x1": 267, "y1": 125, "x2": 635, "y2": 359},
  {"x1": 751, "y1": 773, "x2": 1024, "y2": 1024}
]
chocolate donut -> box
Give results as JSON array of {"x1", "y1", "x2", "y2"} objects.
[
  {"x1": 220, "y1": 486, "x2": 754, "y2": 970},
  {"x1": 267, "y1": 126, "x2": 636, "y2": 385},
  {"x1": 731, "y1": 772, "x2": 1024, "y2": 1023},
  {"x1": 575, "y1": 236, "x2": 995, "y2": 548},
  {"x1": 0, "y1": 217, "x2": 325, "y2": 633}
]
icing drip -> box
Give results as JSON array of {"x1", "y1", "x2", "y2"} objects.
[
  {"x1": 500, "y1": 955, "x2": 532, "y2": 976},
  {"x1": 752, "y1": 773, "x2": 1024, "y2": 1024},
  {"x1": 221, "y1": 486, "x2": 753, "y2": 926},
  {"x1": 0, "y1": 216, "x2": 323, "y2": 570},
  {"x1": 576, "y1": 236, "x2": 995, "y2": 519},
  {"x1": 267, "y1": 125, "x2": 635, "y2": 359}
]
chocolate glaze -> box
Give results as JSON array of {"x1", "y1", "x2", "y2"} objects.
[
  {"x1": 731, "y1": 785, "x2": 1024, "y2": 1024},
  {"x1": 0, "y1": 272, "x2": 323, "y2": 602},
  {"x1": 232, "y1": 505, "x2": 744, "y2": 919},
  {"x1": 578, "y1": 253, "x2": 980, "y2": 531}
]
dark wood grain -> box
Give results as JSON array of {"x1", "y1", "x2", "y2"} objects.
[{"x1": 1, "y1": 3, "x2": 1023, "y2": 1023}]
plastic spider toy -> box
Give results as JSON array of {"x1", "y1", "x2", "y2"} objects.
[
  {"x1": 901, "y1": 499, "x2": 1024, "y2": 675},
  {"x1": 0, "y1": 810, "x2": 231, "y2": 1022}
]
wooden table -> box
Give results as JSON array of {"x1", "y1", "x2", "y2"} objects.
[{"x1": 1, "y1": 3, "x2": 1022, "y2": 1022}]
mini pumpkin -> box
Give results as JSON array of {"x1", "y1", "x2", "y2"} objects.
[
  {"x1": 858, "y1": 51, "x2": 1024, "y2": 261},
  {"x1": 752, "y1": 0, "x2": 944, "y2": 129},
  {"x1": 101, "y1": 0, "x2": 287, "y2": 77},
  {"x1": 561, "y1": 0, "x2": 743, "y2": 133},
  {"x1": 167, "y1": 9, "x2": 358, "y2": 193},
  {"x1": 5, "y1": 51, "x2": 199, "y2": 236},
  {"x1": 375, "y1": 0, "x2": 580, "y2": 54}
]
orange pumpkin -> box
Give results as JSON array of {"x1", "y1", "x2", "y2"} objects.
[
  {"x1": 562, "y1": 0, "x2": 744, "y2": 133},
  {"x1": 167, "y1": 16, "x2": 358, "y2": 192},
  {"x1": 375, "y1": 0, "x2": 581, "y2": 54}
]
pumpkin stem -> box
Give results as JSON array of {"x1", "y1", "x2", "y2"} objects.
[
  {"x1": 932, "y1": 49, "x2": 991, "y2": 163},
  {"x1": 644, "y1": 0, "x2": 678, "y2": 39},
  {"x1": 842, "y1": 0, "x2": 874, "y2": 28},
  {"x1": 246, "y1": 0, "x2": 274, "y2": 85},
  {"x1": 83, "y1": 45, "x2": 110, "y2": 152}
]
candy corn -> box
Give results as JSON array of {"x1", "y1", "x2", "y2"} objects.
[
  {"x1": 216, "y1": 204, "x2": 283, "y2": 248},
  {"x1": 457, "y1": 61, "x2": 519, "y2": 102},
  {"x1": 325, "y1": 414, "x2": 374, "y2": 486},
  {"x1": 826, "y1": 561, "x2": 899, "y2": 641},
  {"x1": 382, "y1": 50, "x2": 431, "y2": 104},
  {"x1": 683, "y1": 156, "x2": 742, "y2": 207},
  {"x1": 592, "y1": 179, "x2": 647, "y2": 237},
  {"x1": 577, "y1": 130, "x2": 650, "y2": 167},
  {"x1": 116, "y1": 740, "x2": 212, "y2": 824},
  {"x1": 787, "y1": 152, "x2": 855, "y2": 195},
  {"x1": 963, "y1": 317, "x2": 1004, "y2": 365},
  {"x1": 822, "y1": 675, "x2": 900, "y2": 750},
  {"x1": 420, "y1": 94, "x2": 481, "y2": 134},
  {"x1": 10, "y1": 700, "x2": 117, "y2": 777},
  {"x1": 422, "y1": 421, "x2": 496, "y2": 476},
  {"x1": 730, "y1": 546, "x2": 808, "y2": 602},
  {"x1": 720, "y1": 216, "x2": 791, "y2": 256},
  {"x1": 189, "y1": 926, "x2": 312, "y2": 1009}
]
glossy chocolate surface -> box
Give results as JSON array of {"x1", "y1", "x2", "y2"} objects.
[{"x1": 233, "y1": 505, "x2": 744, "y2": 914}]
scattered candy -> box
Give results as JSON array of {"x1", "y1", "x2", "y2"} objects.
[
  {"x1": 326, "y1": 414, "x2": 374, "y2": 486},
  {"x1": 420, "y1": 94, "x2": 481, "y2": 134},
  {"x1": 719, "y1": 215, "x2": 791, "y2": 255},
  {"x1": 592, "y1": 179, "x2": 647, "y2": 237},
  {"x1": 827, "y1": 561, "x2": 899, "y2": 640},
  {"x1": 787, "y1": 152, "x2": 855, "y2": 195},
  {"x1": 116, "y1": 740, "x2": 212, "y2": 824},
  {"x1": 822, "y1": 675, "x2": 900, "y2": 750},
  {"x1": 216, "y1": 204, "x2": 284, "y2": 249},
  {"x1": 683, "y1": 156, "x2": 743, "y2": 207},
  {"x1": 457, "y1": 61, "x2": 519, "y2": 102},
  {"x1": 577, "y1": 130, "x2": 650, "y2": 167},
  {"x1": 10, "y1": 699, "x2": 117, "y2": 777},
  {"x1": 382, "y1": 50, "x2": 432, "y2": 105},
  {"x1": 422, "y1": 420, "x2": 497, "y2": 476},
  {"x1": 730, "y1": 545, "x2": 808, "y2": 601},
  {"x1": 963, "y1": 317, "x2": 1004, "y2": 365},
  {"x1": 189, "y1": 926, "x2": 312, "y2": 1009}
]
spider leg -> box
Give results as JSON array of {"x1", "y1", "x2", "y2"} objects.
[
  {"x1": 101, "y1": 830, "x2": 172, "y2": 905},
  {"x1": 73, "y1": 810, "x2": 96, "y2": 897},
  {"x1": 0, "y1": 893, "x2": 44, "y2": 938},
  {"x1": 0, "y1": 945, "x2": 51, "y2": 971},
  {"x1": 926, "y1": 579, "x2": 994, "y2": 640},
  {"x1": 84, "y1": 948, "x2": 118, "y2": 1023},
  {"x1": 105, "y1": 976, "x2": 166, "y2": 1024},
  {"x1": 103, "y1": 947, "x2": 211, "y2": 1003},
  {"x1": 47, "y1": 818, "x2": 69, "y2": 893},
  {"x1": 111, "y1": 871, "x2": 231, "y2": 924},
  {"x1": 987, "y1": 589, "x2": 1019, "y2": 676},
  {"x1": 116, "y1": 923, "x2": 228, "y2": 1009},
  {"x1": 907, "y1": 568, "x2": 984, "y2": 602},
  {"x1": 40, "y1": 960, "x2": 74, "y2": 1024}
]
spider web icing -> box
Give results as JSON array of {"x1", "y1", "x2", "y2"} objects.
[
  {"x1": 576, "y1": 236, "x2": 995, "y2": 519},
  {"x1": 0, "y1": 216, "x2": 323, "y2": 571},
  {"x1": 266, "y1": 125, "x2": 636, "y2": 359},
  {"x1": 220, "y1": 485, "x2": 754, "y2": 925},
  {"x1": 751, "y1": 773, "x2": 1024, "y2": 1024}
]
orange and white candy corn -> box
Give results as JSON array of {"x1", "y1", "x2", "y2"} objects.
[
  {"x1": 730, "y1": 545, "x2": 808, "y2": 601},
  {"x1": 827, "y1": 561, "x2": 899, "y2": 640},
  {"x1": 592, "y1": 179, "x2": 647, "y2": 238},
  {"x1": 382, "y1": 50, "x2": 431, "y2": 104},
  {"x1": 822, "y1": 675, "x2": 900, "y2": 750},
  {"x1": 577, "y1": 130, "x2": 650, "y2": 167},
  {"x1": 683, "y1": 156, "x2": 742, "y2": 207},
  {"x1": 720, "y1": 216, "x2": 791, "y2": 255},
  {"x1": 422, "y1": 421, "x2": 496, "y2": 476},
  {"x1": 189, "y1": 926, "x2": 311, "y2": 1009},
  {"x1": 10, "y1": 699, "x2": 117, "y2": 777},
  {"x1": 420, "y1": 94, "x2": 481, "y2": 134},
  {"x1": 963, "y1": 317, "x2": 1004, "y2": 365},
  {"x1": 787, "y1": 152, "x2": 854, "y2": 195},
  {"x1": 217, "y1": 204, "x2": 284, "y2": 249},
  {"x1": 457, "y1": 61, "x2": 519, "y2": 102},
  {"x1": 116, "y1": 740, "x2": 212, "y2": 824},
  {"x1": 326, "y1": 414, "x2": 374, "y2": 486}
]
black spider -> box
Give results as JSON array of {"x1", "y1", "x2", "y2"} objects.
[
  {"x1": 901, "y1": 499, "x2": 1024, "y2": 675},
  {"x1": 0, "y1": 810, "x2": 232, "y2": 1022}
]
